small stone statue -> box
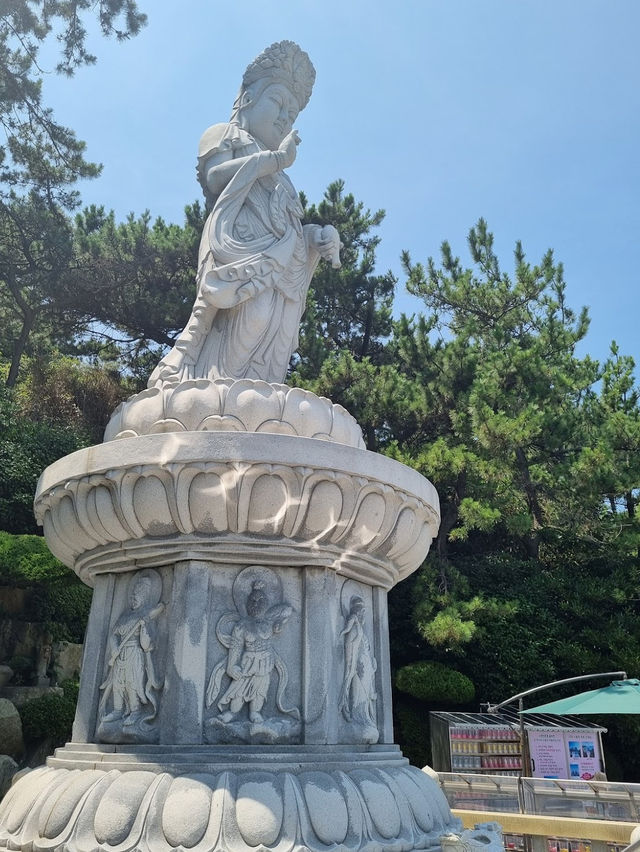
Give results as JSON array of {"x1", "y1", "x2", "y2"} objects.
[
  {"x1": 98, "y1": 569, "x2": 164, "y2": 743},
  {"x1": 339, "y1": 595, "x2": 379, "y2": 743},
  {"x1": 36, "y1": 641, "x2": 52, "y2": 686},
  {"x1": 148, "y1": 40, "x2": 340, "y2": 388},
  {"x1": 205, "y1": 566, "x2": 299, "y2": 744},
  {"x1": 440, "y1": 822, "x2": 504, "y2": 852}
]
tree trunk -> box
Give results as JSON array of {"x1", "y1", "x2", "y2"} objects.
[
  {"x1": 435, "y1": 471, "x2": 467, "y2": 563},
  {"x1": 6, "y1": 309, "x2": 35, "y2": 388},
  {"x1": 359, "y1": 296, "x2": 374, "y2": 360},
  {"x1": 625, "y1": 491, "x2": 634, "y2": 519},
  {"x1": 515, "y1": 447, "x2": 544, "y2": 559}
]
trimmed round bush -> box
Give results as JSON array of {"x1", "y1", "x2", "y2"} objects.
[
  {"x1": 395, "y1": 661, "x2": 475, "y2": 705},
  {"x1": 19, "y1": 691, "x2": 76, "y2": 746}
]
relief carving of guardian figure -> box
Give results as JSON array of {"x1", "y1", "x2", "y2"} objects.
[
  {"x1": 97, "y1": 569, "x2": 164, "y2": 744},
  {"x1": 339, "y1": 595, "x2": 379, "y2": 744},
  {"x1": 205, "y1": 566, "x2": 300, "y2": 745}
]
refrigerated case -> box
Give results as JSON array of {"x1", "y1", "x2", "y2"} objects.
[
  {"x1": 430, "y1": 711, "x2": 606, "y2": 778},
  {"x1": 446, "y1": 720, "x2": 522, "y2": 775}
]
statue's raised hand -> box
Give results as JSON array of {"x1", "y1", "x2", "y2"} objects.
[
  {"x1": 278, "y1": 129, "x2": 301, "y2": 168},
  {"x1": 316, "y1": 224, "x2": 342, "y2": 268}
]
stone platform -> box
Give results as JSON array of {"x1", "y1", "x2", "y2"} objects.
[
  {"x1": 1, "y1": 744, "x2": 454, "y2": 852},
  {"x1": 0, "y1": 384, "x2": 461, "y2": 851}
]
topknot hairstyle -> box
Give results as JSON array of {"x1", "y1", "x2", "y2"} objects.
[{"x1": 242, "y1": 40, "x2": 315, "y2": 111}]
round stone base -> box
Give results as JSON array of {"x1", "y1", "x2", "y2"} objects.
[{"x1": 0, "y1": 745, "x2": 460, "y2": 852}]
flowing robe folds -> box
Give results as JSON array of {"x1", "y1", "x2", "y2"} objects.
[{"x1": 148, "y1": 123, "x2": 320, "y2": 387}]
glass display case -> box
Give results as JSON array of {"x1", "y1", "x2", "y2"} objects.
[
  {"x1": 437, "y1": 771, "x2": 521, "y2": 813},
  {"x1": 521, "y1": 777, "x2": 640, "y2": 822}
]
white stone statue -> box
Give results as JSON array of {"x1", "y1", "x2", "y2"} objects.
[
  {"x1": 98, "y1": 569, "x2": 164, "y2": 743},
  {"x1": 148, "y1": 40, "x2": 341, "y2": 388},
  {"x1": 339, "y1": 595, "x2": 379, "y2": 743},
  {"x1": 205, "y1": 566, "x2": 299, "y2": 744},
  {"x1": 2, "y1": 39, "x2": 464, "y2": 852}
]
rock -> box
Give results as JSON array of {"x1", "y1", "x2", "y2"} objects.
[
  {"x1": 0, "y1": 665, "x2": 13, "y2": 688},
  {"x1": 0, "y1": 755, "x2": 18, "y2": 800},
  {"x1": 0, "y1": 686, "x2": 63, "y2": 708},
  {"x1": 53, "y1": 642, "x2": 83, "y2": 683},
  {"x1": 0, "y1": 698, "x2": 23, "y2": 760}
]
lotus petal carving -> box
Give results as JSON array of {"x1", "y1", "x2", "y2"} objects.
[
  {"x1": 34, "y1": 433, "x2": 439, "y2": 588},
  {"x1": 104, "y1": 380, "x2": 365, "y2": 449},
  {"x1": 0, "y1": 760, "x2": 459, "y2": 852}
]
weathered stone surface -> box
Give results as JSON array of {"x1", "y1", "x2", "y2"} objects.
[
  {"x1": 52, "y1": 643, "x2": 83, "y2": 684},
  {"x1": 0, "y1": 756, "x2": 17, "y2": 800},
  {"x1": 0, "y1": 589, "x2": 30, "y2": 619},
  {"x1": 34, "y1": 432, "x2": 439, "y2": 588},
  {"x1": 0, "y1": 687, "x2": 62, "y2": 709},
  {"x1": 0, "y1": 619, "x2": 47, "y2": 675},
  {"x1": 0, "y1": 747, "x2": 459, "y2": 852},
  {"x1": 440, "y1": 822, "x2": 504, "y2": 852},
  {"x1": 0, "y1": 700, "x2": 23, "y2": 760},
  {"x1": 105, "y1": 379, "x2": 364, "y2": 448}
]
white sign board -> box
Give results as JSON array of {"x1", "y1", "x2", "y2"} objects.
[{"x1": 529, "y1": 728, "x2": 601, "y2": 779}]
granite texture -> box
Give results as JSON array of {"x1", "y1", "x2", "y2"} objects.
[
  {"x1": 34, "y1": 432, "x2": 439, "y2": 588},
  {"x1": 1, "y1": 746, "x2": 458, "y2": 852},
  {"x1": 104, "y1": 379, "x2": 364, "y2": 448}
]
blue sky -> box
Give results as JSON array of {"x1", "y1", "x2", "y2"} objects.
[{"x1": 42, "y1": 0, "x2": 640, "y2": 368}]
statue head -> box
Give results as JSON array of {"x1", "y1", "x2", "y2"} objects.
[
  {"x1": 246, "y1": 579, "x2": 269, "y2": 617},
  {"x1": 128, "y1": 569, "x2": 163, "y2": 611},
  {"x1": 231, "y1": 41, "x2": 315, "y2": 150},
  {"x1": 130, "y1": 576, "x2": 151, "y2": 610},
  {"x1": 349, "y1": 596, "x2": 366, "y2": 623}
]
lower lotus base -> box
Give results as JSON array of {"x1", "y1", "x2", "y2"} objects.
[{"x1": 0, "y1": 744, "x2": 460, "y2": 852}]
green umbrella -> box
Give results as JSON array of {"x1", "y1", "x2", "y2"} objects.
[{"x1": 523, "y1": 678, "x2": 640, "y2": 714}]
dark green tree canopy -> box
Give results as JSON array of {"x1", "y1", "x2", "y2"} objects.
[
  {"x1": 397, "y1": 219, "x2": 600, "y2": 560},
  {"x1": 0, "y1": 1, "x2": 146, "y2": 203},
  {"x1": 296, "y1": 180, "x2": 396, "y2": 379},
  {"x1": 0, "y1": 1, "x2": 147, "y2": 386}
]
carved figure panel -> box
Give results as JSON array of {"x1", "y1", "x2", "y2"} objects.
[
  {"x1": 97, "y1": 569, "x2": 165, "y2": 743},
  {"x1": 338, "y1": 585, "x2": 379, "y2": 744},
  {"x1": 205, "y1": 566, "x2": 300, "y2": 744}
]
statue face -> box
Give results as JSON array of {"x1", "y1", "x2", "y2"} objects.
[
  {"x1": 246, "y1": 590, "x2": 268, "y2": 617},
  {"x1": 245, "y1": 82, "x2": 299, "y2": 150},
  {"x1": 351, "y1": 601, "x2": 365, "y2": 623},
  {"x1": 130, "y1": 577, "x2": 150, "y2": 610}
]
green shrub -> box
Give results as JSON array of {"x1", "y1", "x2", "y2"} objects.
[
  {"x1": 60, "y1": 679, "x2": 80, "y2": 702},
  {"x1": 394, "y1": 697, "x2": 432, "y2": 768},
  {"x1": 0, "y1": 532, "x2": 67, "y2": 584},
  {"x1": 27, "y1": 582, "x2": 92, "y2": 643},
  {"x1": 0, "y1": 532, "x2": 92, "y2": 643},
  {"x1": 395, "y1": 660, "x2": 475, "y2": 705},
  {"x1": 20, "y1": 691, "x2": 76, "y2": 746},
  {"x1": 0, "y1": 384, "x2": 88, "y2": 536},
  {"x1": 6, "y1": 654, "x2": 35, "y2": 685}
]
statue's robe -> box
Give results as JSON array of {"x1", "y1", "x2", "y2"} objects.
[{"x1": 148, "y1": 123, "x2": 319, "y2": 387}]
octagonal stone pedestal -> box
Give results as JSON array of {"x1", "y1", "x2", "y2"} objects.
[{"x1": 0, "y1": 411, "x2": 461, "y2": 852}]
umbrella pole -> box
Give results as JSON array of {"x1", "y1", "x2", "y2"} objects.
[
  {"x1": 487, "y1": 671, "x2": 627, "y2": 714},
  {"x1": 518, "y1": 696, "x2": 532, "y2": 852},
  {"x1": 519, "y1": 696, "x2": 528, "y2": 777}
]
